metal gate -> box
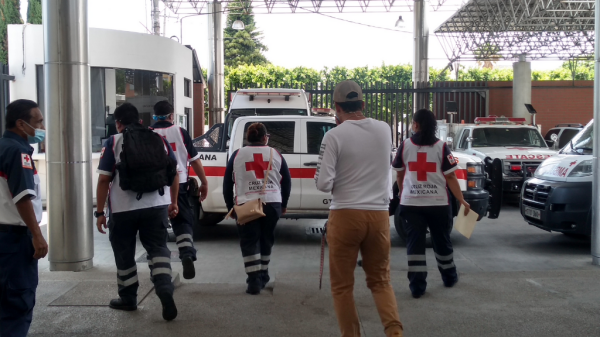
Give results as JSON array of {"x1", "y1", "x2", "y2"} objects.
[{"x1": 227, "y1": 81, "x2": 489, "y2": 147}]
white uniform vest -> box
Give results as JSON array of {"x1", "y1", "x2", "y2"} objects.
[
  {"x1": 233, "y1": 146, "x2": 283, "y2": 205},
  {"x1": 400, "y1": 140, "x2": 450, "y2": 206},
  {"x1": 152, "y1": 125, "x2": 190, "y2": 183},
  {"x1": 0, "y1": 171, "x2": 42, "y2": 226}
]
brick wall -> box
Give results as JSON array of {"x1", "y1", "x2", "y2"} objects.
[{"x1": 488, "y1": 81, "x2": 593, "y2": 133}]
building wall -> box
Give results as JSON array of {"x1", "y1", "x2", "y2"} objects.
[
  {"x1": 488, "y1": 81, "x2": 593, "y2": 133},
  {"x1": 7, "y1": 24, "x2": 195, "y2": 136}
]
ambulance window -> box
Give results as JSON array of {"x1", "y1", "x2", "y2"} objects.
[
  {"x1": 558, "y1": 129, "x2": 579, "y2": 148},
  {"x1": 243, "y1": 121, "x2": 295, "y2": 154},
  {"x1": 307, "y1": 122, "x2": 336, "y2": 154},
  {"x1": 458, "y1": 130, "x2": 470, "y2": 149}
]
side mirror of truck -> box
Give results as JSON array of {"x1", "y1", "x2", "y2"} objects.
[
  {"x1": 446, "y1": 137, "x2": 454, "y2": 149},
  {"x1": 467, "y1": 137, "x2": 474, "y2": 143}
]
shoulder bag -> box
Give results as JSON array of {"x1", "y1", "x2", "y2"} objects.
[{"x1": 226, "y1": 148, "x2": 273, "y2": 225}]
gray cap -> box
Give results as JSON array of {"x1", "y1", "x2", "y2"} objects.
[{"x1": 333, "y1": 80, "x2": 363, "y2": 103}]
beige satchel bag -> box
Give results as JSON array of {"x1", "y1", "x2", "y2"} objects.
[{"x1": 226, "y1": 148, "x2": 273, "y2": 225}]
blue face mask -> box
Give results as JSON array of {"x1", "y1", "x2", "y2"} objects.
[
  {"x1": 153, "y1": 114, "x2": 171, "y2": 121},
  {"x1": 23, "y1": 121, "x2": 46, "y2": 144}
]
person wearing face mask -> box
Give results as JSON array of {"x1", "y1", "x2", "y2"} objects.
[
  {"x1": 0, "y1": 99, "x2": 49, "y2": 337},
  {"x1": 392, "y1": 109, "x2": 470, "y2": 299},
  {"x1": 223, "y1": 123, "x2": 291, "y2": 295},
  {"x1": 150, "y1": 100, "x2": 208, "y2": 280}
]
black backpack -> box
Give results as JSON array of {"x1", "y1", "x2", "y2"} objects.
[{"x1": 116, "y1": 123, "x2": 177, "y2": 200}]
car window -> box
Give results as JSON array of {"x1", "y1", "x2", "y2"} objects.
[
  {"x1": 544, "y1": 129, "x2": 560, "y2": 141},
  {"x1": 458, "y1": 130, "x2": 470, "y2": 149},
  {"x1": 306, "y1": 122, "x2": 336, "y2": 154},
  {"x1": 472, "y1": 128, "x2": 545, "y2": 147},
  {"x1": 242, "y1": 121, "x2": 296, "y2": 154},
  {"x1": 558, "y1": 129, "x2": 580, "y2": 148}
]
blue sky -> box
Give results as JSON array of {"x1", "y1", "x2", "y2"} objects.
[{"x1": 21, "y1": 0, "x2": 563, "y2": 71}]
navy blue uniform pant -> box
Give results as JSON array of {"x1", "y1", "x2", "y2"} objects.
[
  {"x1": 108, "y1": 206, "x2": 174, "y2": 304},
  {"x1": 0, "y1": 228, "x2": 38, "y2": 337},
  {"x1": 236, "y1": 203, "x2": 280, "y2": 276},
  {"x1": 170, "y1": 183, "x2": 196, "y2": 260},
  {"x1": 399, "y1": 205, "x2": 457, "y2": 294}
]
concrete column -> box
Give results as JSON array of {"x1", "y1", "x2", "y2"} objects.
[
  {"x1": 207, "y1": 2, "x2": 224, "y2": 126},
  {"x1": 43, "y1": 0, "x2": 94, "y2": 271},
  {"x1": 591, "y1": 0, "x2": 600, "y2": 266},
  {"x1": 413, "y1": 0, "x2": 429, "y2": 110},
  {"x1": 512, "y1": 54, "x2": 532, "y2": 122}
]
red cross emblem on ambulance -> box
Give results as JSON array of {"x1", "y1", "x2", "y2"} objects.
[
  {"x1": 408, "y1": 152, "x2": 436, "y2": 181},
  {"x1": 246, "y1": 153, "x2": 269, "y2": 179}
]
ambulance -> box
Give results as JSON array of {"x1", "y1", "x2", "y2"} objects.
[
  {"x1": 446, "y1": 116, "x2": 557, "y2": 194},
  {"x1": 520, "y1": 119, "x2": 593, "y2": 236},
  {"x1": 190, "y1": 89, "x2": 502, "y2": 239}
]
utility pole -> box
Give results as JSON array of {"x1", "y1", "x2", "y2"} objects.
[
  {"x1": 591, "y1": 0, "x2": 600, "y2": 266},
  {"x1": 207, "y1": 1, "x2": 225, "y2": 125},
  {"x1": 413, "y1": 0, "x2": 429, "y2": 111},
  {"x1": 152, "y1": 0, "x2": 161, "y2": 36}
]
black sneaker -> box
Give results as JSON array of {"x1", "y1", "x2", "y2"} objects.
[
  {"x1": 411, "y1": 291, "x2": 425, "y2": 299},
  {"x1": 259, "y1": 271, "x2": 270, "y2": 289},
  {"x1": 182, "y1": 256, "x2": 196, "y2": 280},
  {"x1": 109, "y1": 298, "x2": 137, "y2": 311},
  {"x1": 157, "y1": 292, "x2": 178, "y2": 321},
  {"x1": 444, "y1": 274, "x2": 459, "y2": 288},
  {"x1": 246, "y1": 277, "x2": 262, "y2": 295}
]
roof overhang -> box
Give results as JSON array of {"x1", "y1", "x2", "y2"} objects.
[{"x1": 435, "y1": 0, "x2": 596, "y2": 61}]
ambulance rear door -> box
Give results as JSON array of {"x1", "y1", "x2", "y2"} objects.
[{"x1": 299, "y1": 118, "x2": 336, "y2": 209}]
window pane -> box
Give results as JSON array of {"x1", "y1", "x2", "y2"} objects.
[
  {"x1": 307, "y1": 122, "x2": 335, "y2": 154},
  {"x1": 90, "y1": 68, "x2": 106, "y2": 152},
  {"x1": 558, "y1": 129, "x2": 580, "y2": 148},
  {"x1": 243, "y1": 121, "x2": 295, "y2": 154}
]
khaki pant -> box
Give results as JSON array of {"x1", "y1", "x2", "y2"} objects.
[{"x1": 328, "y1": 209, "x2": 403, "y2": 337}]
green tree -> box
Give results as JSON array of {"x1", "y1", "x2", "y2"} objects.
[
  {"x1": 474, "y1": 43, "x2": 502, "y2": 70},
  {"x1": 224, "y1": 0, "x2": 268, "y2": 67},
  {"x1": 27, "y1": 0, "x2": 41, "y2": 24},
  {"x1": 0, "y1": 0, "x2": 23, "y2": 64}
]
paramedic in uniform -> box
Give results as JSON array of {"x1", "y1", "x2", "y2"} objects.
[
  {"x1": 392, "y1": 108, "x2": 470, "y2": 299},
  {"x1": 223, "y1": 123, "x2": 291, "y2": 295},
  {"x1": 95, "y1": 103, "x2": 180, "y2": 321},
  {"x1": 0, "y1": 99, "x2": 48, "y2": 337},
  {"x1": 151, "y1": 100, "x2": 208, "y2": 280},
  {"x1": 315, "y1": 81, "x2": 403, "y2": 337}
]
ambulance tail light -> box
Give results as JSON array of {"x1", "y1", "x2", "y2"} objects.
[
  {"x1": 312, "y1": 108, "x2": 334, "y2": 116},
  {"x1": 510, "y1": 165, "x2": 522, "y2": 171}
]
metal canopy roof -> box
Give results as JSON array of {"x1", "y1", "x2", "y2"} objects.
[
  {"x1": 435, "y1": 0, "x2": 596, "y2": 61},
  {"x1": 162, "y1": 0, "x2": 458, "y2": 15}
]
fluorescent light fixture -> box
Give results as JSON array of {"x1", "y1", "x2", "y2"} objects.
[{"x1": 232, "y1": 20, "x2": 245, "y2": 30}]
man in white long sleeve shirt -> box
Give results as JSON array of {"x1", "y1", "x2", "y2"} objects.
[{"x1": 315, "y1": 80, "x2": 403, "y2": 337}]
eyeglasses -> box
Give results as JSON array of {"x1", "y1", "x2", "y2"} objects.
[{"x1": 266, "y1": 134, "x2": 271, "y2": 138}]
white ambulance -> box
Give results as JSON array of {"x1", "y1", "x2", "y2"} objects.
[
  {"x1": 448, "y1": 116, "x2": 557, "y2": 194},
  {"x1": 520, "y1": 119, "x2": 593, "y2": 236}
]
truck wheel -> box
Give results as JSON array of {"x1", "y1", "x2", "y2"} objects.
[{"x1": 393, "y1": 206, "x2": 407, "y2": 244}]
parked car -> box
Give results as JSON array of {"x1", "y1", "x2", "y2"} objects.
[{"x1": 544, "y1": 123, "x2": 584, "y2": 150}]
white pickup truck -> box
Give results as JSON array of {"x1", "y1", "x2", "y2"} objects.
[{"x1": 189, "y1": 90, "x2": 502, "y2": 239}]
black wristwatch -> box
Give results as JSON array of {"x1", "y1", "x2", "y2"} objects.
[{"x1": 94, "y1": 211, "x2": 105, "y2": 218}]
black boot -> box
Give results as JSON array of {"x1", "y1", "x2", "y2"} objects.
[
  {"x1": 181, "y1": 256, "x2": 196, "y2": 280},
  {"x1": 109, "y1": 298, "x2": 137, "y2": 311},
  {"x1": 157, "y1": 292, "x2": 178, "y2": 321},
  {"x1": 259, "y1": 270, "x2": 270, "y2": 289},
  {"x1": 246, "y1": 272, "x2": 262, "y2": 295}
]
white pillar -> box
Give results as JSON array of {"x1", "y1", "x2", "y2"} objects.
[
  {"x1": 413, "y1": 0, "x2": 429, "y2": 110},
  {"x1": 43, "y1": 0, "x2": 94, "y2": 271},
  {"x1": 591, "y1": 0, "x2": 600, "y2": 266},
  {"x1": 512, "y1": 54, "x2": 532, "y2": 122},
  {"x1": 207, "y1": 1, "x2": 224, "y2": 125}
]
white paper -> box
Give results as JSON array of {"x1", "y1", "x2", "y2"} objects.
[{"x1": 454, "y1": 204, "x2": 479, "y2": 239}]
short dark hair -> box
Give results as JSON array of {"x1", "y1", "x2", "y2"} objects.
[
  {"x1": 153, "y1": 100, "x2": 174, "y2": 116},
  {"x1": 246, "y1": 123, "x2": 268, "y2": 143},
  {"x1": 114, "y1": 103, "x2": 139, "y2": 125},
  {"x1": 6, "y1": 99, "x2": 39, "y2": 129},
  {"x1": 336, "y1": 100, "x2": 363, "y2": 113}
]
